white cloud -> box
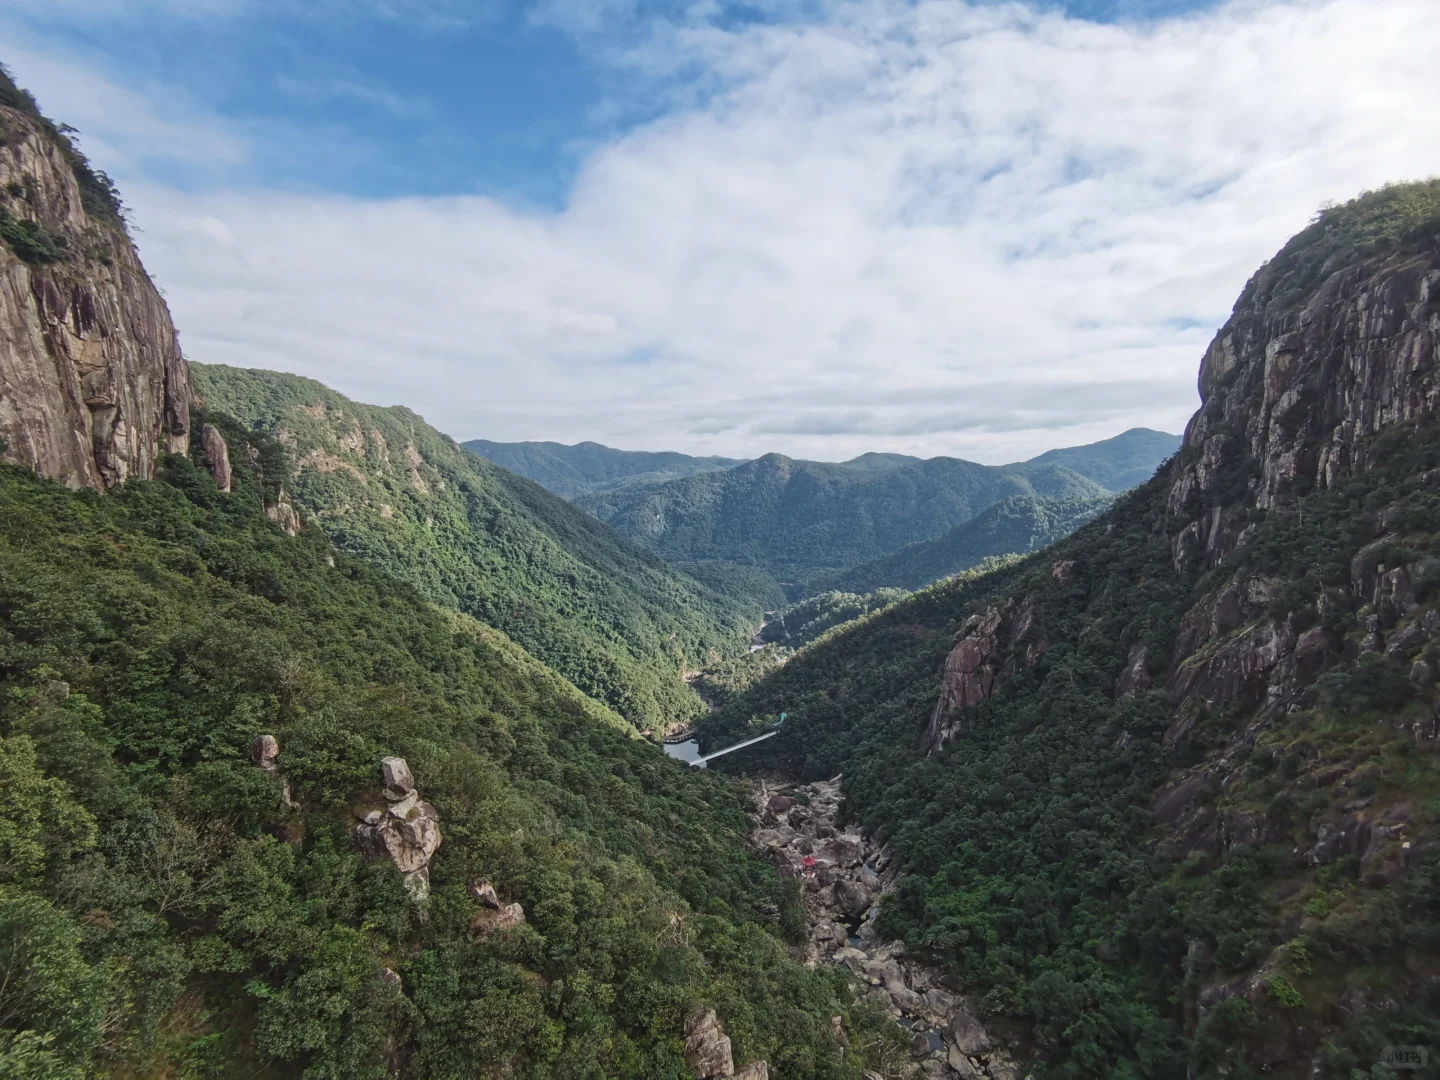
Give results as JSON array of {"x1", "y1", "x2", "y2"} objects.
[{"x1": 12, "y1": 0, "x2": 1440, "y2": 463}]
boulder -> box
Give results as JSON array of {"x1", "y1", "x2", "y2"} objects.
[
  {"x1": 250, "y1": 734, "x2": 279, "y2": 772},
  {"x1": 765, "y1": 795, "x2": 794, "y2": 814},
  {"x1": 820, "y1": 837, "x2": 865, "y2": 867},
  {"x1": 469, "y1": 879, "x2": 502, "y2": 908},
  {"x1": 947, "y1": 1006, "x2": 992, "y2": 1056},
  {"x1": 948, "y1": 1045, "x2": 983, "y2": 1077},
  {"x1": 834, "y1": 878, "x2": 871, "y2": 917},
  {"x1": 923, "y1": 988, "x2": 956, "y2": 1017},
  {"x1": 833, "y1": 947, "x2": 868, "y2": 973},
  {"x1": 733, "y1": 1064, "x2": 768, "y2": 1080},
  {"x1": 470, "y1": 901, "x2": 526, "y2": 936},
  {"x1": 889, "y1": 985, "x2": 927, "y2": 1014},
  {"x1": 387, "y1": 790, "x2": 420, "y2": 819},
  {"x1": 381, "y1": 756, "x2": 416, "y2": 800},
  {"x1": 861, "y1": 958, "x2": 903, "y2": 989},
  {"x1": 355, "y1": 812, "x2": 441, "y2": 874},
  {"x1": 683, "y1": 1008, "x2": 734, "y2": 1079}
]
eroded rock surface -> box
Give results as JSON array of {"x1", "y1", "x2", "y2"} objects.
[
  {"x1": 0, "y1": 101, "x2": 192, "y2": 490},
  {"x1": 354, "y1": 757, "x2": 441, "y2": 902},
  {"x1": 750, "y1": 776, "x2": 1016, "y2": 1079}
]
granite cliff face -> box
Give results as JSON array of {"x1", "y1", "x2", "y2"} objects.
[
  {"x1": 0, "y1": 91, "x2": 191, "y2": 490},
  {"x1": 711, "y1": 185, "x2": 1440, "y2": 1076},
  {"x1": 1168, "y1": 191, "x2": 1440, "y2": 565}
]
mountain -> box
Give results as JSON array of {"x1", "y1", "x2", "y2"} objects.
[
  {"x1": 0, "y1": 66, "x2": 192, "y2": 489},
  {"x1": 573, "y1": 430, "x2": 1176, "y2": 589},
  {"x1": 1015, "y1": 427, "x2": 1181, "y2": 491},
  {"x1": 810, "y1": 493, "x2": 1113, "y2": 595},
  {"x1": 194, "y1": 364, "x2": 758, "y2": 734},
  {"x1": 700, "y1": 181, "x2": 1440, "y2": 1077},
  {"x1": 0, "y1": 444, "x2": 901, "y2": 1079},
  {"x1": 576, "y1": 452, "x2": 1113, "y2": 585},
  {"x1": 0, "y1": 70, "x2": 904, "y2": 1078},
  {"x1": 463, "y1": 438, "x2": 743, "y2": 498}
]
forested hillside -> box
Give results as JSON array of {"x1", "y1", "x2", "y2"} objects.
[
  {"x1": 0, "y1": 428, "x2": 906, "y2": 1078},
  {"x1": 703, "y1": 182, "x2": 1440, "y2": 1078},
  {"x1": 809, "y1": 494, "x2": 1111, "y2": 595},
  {"x1": 463, "y1": 440, "x2": 742, "y2": 498},
  {"x1": 195, "y1": 365, "x2": 758, "y2": 734},
  {"x1": 1016, "y1": 427, "x2": 1180, "y2": 492},
  {"x1": 576, "y1": 453, "x2": 1110, "y2": 585},
  {"x1": 574, "y1": 430, "x2": 1176, "y2": 588}
]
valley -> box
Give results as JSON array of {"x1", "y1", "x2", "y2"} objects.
[{"x1": 1, "y1": 54, "x2": 1439, "y2": 1080}]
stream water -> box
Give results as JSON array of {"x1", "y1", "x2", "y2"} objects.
[{"x1": 662, "y1": 738, "x2": 705, "y2": 765}]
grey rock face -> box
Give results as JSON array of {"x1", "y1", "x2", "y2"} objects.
[
  {"x1": 354, "y1": 757, "x2": 440, "y2": 899},
  {"x1": 381, "y1": 756, "x2": 416, "y2": 800},
  {"x1": 683, "y1": 1008, "x2": 734, "y2": 1079},
  {"x1": 250, "y1": 734, "x2": 279, "y2": 772},
  {"x1": 0, "y1": 104, "x2": 192, "y2": 490},
  {"x1": 201, "y1": 424, "x2": 231, "y2": 492}
]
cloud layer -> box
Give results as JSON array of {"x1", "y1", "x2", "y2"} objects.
[{"x1": 11, "y1": 0, "x2": 1440, "y2": 462}]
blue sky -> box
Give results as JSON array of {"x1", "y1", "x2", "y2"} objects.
[
  {"x1": 4, "y1": 0, "x2": 1438, "y2": 461},
  {"x1": 10, "y1": 0, "x2": 1221, "y2": 204}
]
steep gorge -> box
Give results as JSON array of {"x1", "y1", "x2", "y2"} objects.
[{"x1": 707, "y1": 182, "x2": 1440, "y2": 1078}]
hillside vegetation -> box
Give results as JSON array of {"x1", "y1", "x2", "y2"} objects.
[
  {"x1": 574, "y1": 431, "x2": 1175, "y2": 588},
  {"x1": 577, "y1": 454, "x2": 1109, "y2": 586},
  {"x1": 702, "y1": 183, "x2": 1440, "y2": 1078},
  {"x1": 195, "y1": 365, "x2": 758, "y2": 734},
  {"x1": 0, "y1": 426, "x2": 907, "y2": 1078},
  {"x1": 810, "y1": 494, "x2": 1111, "y2": 596},
  {"x1": 463, "y1": 440, "x2": 742, "y2": 499}
]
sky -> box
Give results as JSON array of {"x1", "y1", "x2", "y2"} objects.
[{"x1": 4, "y1": 0, "x2": 1439, "y2": 464}]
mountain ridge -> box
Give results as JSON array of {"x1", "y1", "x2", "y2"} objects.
[
  {"x1": 700, "y1": 179, "x2": 1440, "y2": 1078},
  {"x1": 573, "y1": 446, "x2": 1137, "y2": 586},
  {"x1": 194, "y1": 362, "x2": 760, "y2": 733}
]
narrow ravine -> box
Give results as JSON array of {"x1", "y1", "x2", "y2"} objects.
[{"x1": 750, "y1": 777, "x2": 1021, "y2": 1080}]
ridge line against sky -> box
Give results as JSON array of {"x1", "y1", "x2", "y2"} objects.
[{"x1": 4, "y1": 0, "x2": 1439, "y2": 463}]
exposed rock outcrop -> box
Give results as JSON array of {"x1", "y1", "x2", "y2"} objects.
[
  {"x1": 683, "y1": 1008, "x2": 734, "y2": 1078},
  {"x1": 266, "y1": 491, "x2": 301, "y2": 535},
  {"x1": 250, "y1": 733, "x2": 279, "y2": 772},
  {"x1": 751, "y1": 776, "x2": 1012, "y2": 1079},
  {"x1": 1168, "y1": 219, "x2": 1440, "y2": 533},
  {"x1": 201, "y1": 423, "x2": 231, "y2": 492},
  {"x1": 0, "y1": 101, "x2": 192, "y2": 490},
  {"x1": 924, "y1": 607, "x2": 1004, "y2": 753},
  {"x1": 354, "y1": 757, "x2": 441, "y2": 902}
]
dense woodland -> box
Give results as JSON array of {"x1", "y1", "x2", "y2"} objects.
[
  {"x1": 0, "y1": 432, "x2": 906, "y2": 1078},
  {"x1": 809, "y1": 496, "x2": 1110, "y2": 596},
  {"x1": 194, "y1": 366, "x2": 763, "y2": 735},
  {"x1": 572, "y1": 433, "x2": 1174, "y2": 591},
  {"x1": 463, "y1": 441, "x2": 742, "y2": 500}
]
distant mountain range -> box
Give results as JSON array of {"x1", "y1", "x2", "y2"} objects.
[
  {"x1": 195, "y1": 364, "x2": 763, "y2": 732},
  {"x1": 502, "y1": 429, "x2": 1179, "y2": 588},
  {"x1": 463, "y1": 439, "x2": 742, "y2": 498},
  {"x1": 809, "y1": 492, "x2": 1114, "y2": 595}
]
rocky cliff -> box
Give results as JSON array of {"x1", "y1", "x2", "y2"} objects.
[
  {"x1": 0, "y1": 78, "x2": 191, "y2": 490},
  {"x1": 1169, "y1": 183, "x2": 1440, "y2": 563},
  {"x1": 709, "y1": 181, "x2": 1440, "y2": 1079}
]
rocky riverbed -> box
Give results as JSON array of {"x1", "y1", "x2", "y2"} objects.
[{"x1": 751, "y1": 777, "x2": 1021, "y2": 1080}]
